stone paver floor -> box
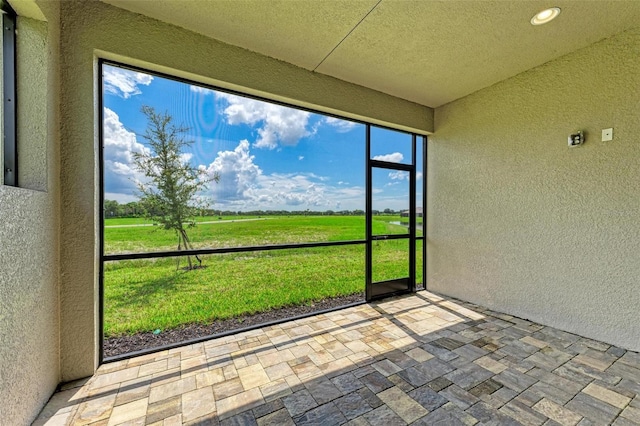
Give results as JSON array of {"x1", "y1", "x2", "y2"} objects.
[{"x1": 34, "y1": 291, "x2": 640, "y2": 425}]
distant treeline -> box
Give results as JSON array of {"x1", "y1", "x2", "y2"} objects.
[{"x1": 104, "y1": 200, "x2": 400, "y2": 218}]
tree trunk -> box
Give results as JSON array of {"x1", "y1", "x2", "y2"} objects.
[
  {"x1": 176, "y1": 234, "x2": 182, "y2": 270},
  {"x1": 181, "y1": 229, "x2": 202, "y2": 267}
]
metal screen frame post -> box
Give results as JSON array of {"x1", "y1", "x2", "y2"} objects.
[
  {"x1": 98, "y1": 59, "x2": 106, "y2": 364},
  {"x1": 409, "y1": 134, "x2": 416, "y2": 291},
  {"x1": 365, "y1": 124, "x2": 373, "y2": 301},
  {"x1": 422, "y1": 136, "x2": 428, "y2": 290}
]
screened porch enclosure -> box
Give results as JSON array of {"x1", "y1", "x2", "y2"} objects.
[{"x1": 100, "y1": 61, "x2": 426, "y2": 359}]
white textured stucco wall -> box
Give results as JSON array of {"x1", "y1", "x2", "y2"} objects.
[
  {"x1": 57, "y1": 0, "x2": 433, "y2": 381},
  {"x1": 429, "y1": 28, "x2": 640, "y2": 351},
  {"x1": 0, "y1": 13, "x2": 60, "y2": 425}
]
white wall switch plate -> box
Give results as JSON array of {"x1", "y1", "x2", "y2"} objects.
[{"x1": 602, "y1": 128, "x2": 613, "y2": 142}]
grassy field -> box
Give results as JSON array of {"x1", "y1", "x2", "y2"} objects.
[
  {"x1": 104, "y1": 215, "x2": 422, "y2": 254},
  {"x1": 104, "y1": 215, "x2": 424, "y2": 337}
]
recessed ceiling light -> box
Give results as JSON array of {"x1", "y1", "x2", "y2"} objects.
[{"x1": 531, "y1": 7, "x2": 561, "y2": 25}]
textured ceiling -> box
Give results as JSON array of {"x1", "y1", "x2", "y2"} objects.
[{"x1": 101, "y1": 0, "x2": 640, "y2": 108}]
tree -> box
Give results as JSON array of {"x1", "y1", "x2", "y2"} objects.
[
  {"x1": 132, "y1": 105, "x2": 218, "y2": 270},
  {"x1": 104, "y1": 200, "x2": 118, "y2": 217}
]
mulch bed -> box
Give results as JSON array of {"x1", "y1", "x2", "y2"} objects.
[{"x1": 104, "y1": 292, "x2": 365, "y2": 358}]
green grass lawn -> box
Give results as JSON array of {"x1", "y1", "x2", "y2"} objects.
[
  {"x1": 104, "y1": 215, "x2": 422, "y2": 254},
  {"x1": 104, "y1": 215, "x2": 424, "y2": 337},
  {"x1": 104, "y1": 215, "x2": 260, "y2": 226}
]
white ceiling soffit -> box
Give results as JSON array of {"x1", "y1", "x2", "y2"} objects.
[{"x1": 102, "y1": 0, "x2": 640, "y2": 108}]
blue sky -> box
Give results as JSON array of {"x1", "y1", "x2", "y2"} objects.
[{"x1": 102, "y1": 64, "x2": 422, "y2": 212}]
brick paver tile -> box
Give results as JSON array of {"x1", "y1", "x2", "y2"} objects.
[
  {"x1": 148, "y1": 376, "x2": 196, "y2": 404},
  {"x1": 521, "y1": 336, "x2": 549, "y2": 349},
  {"x1": 377, "y1": 386, "x2": 429, "y2": 423},
  {"x1": 145, "y1": 395, "x2": 181, "y2": 424},
  {"x1": 196, "y1": 368, "x2": 225, "y2": 388},
  {"x1": 620, "y1": 405, "x2": 640, "y2": 422},
  {"x1": 360, "y1": 371, "x2": 393, "y2": 394},
  {"x1": 469, "y1": 378, "x2": 503, "y2": 397},
  {"x1": 114, "y1": 382, "x2": 151, "y2": 407},
  {"x1": 439, "y1": 383, "x2": 479, "y2": 410},
  {"x1": 574, "y1": 353, "x2": 615, "y2": 372},
  {"x1": 290, "y1": 360, "x2": 323, "y2": 380},
  {"x1": 74, "y1": 394, "x2": 116, "y2": 424},
  {"x1": 262, "y1": 361, "x2": 293, "y2": 381},
  {"x1": 219, "y1": 410, "x2": 257, "y2": 426},
  {"x1": 468, "y1": 401, "x2": 524, "y2": 425},
  {"x1": 259, "y1": 378, "x2": 292, "y2": 401},
  {"x1": 533, "y1": 398, "x2": 582, "y2": 425},
  {"x1": 294, "y1": 401, "x2": 347, "y2": 425},
  {"x1": 258, "y1": 349, "x2": 295, "y2": 368},
  {"x1": 181, "y1": 355, "x2": 209, "y2": 377},
  {"x1": 216, "y1": 387, "x2": 264, "y2": 420},
  {"x1": 213, "y1": 377, "x2": 244, "y2": 400},
  {"x1": 222, "y1": 364, "x2": 238, "y2": 380},
  {"x1": 182, "y1": 386, "x2": 215, "y2": 422},
  {"x1": 445, "y1": 362, "x2": 493, "y2": 390},
  {"x1": 405, "y1": 347, "x2": 434, "y2": 363},
  {"x1": 256, "y1": 408, "x2": 295, "y2": 426},
  {"x1": 499, "y1": 399, "x2": 548, "y2": 425},
  {"x1": 334, "y1": 391, "x2": 373, "y2": 420},
  {"x1": 474, "y1": 355, "x2": 508, "y2": 374},
  {"x1": 238, "y1": 363, "x2": 270, "y2": 390},
  {"x1": 362, "y1": 405, "x2": 405, "y2": 426},
  {"x1": 304, "y1": 377, "x2": 342, "y2": 405},
  {"x1": 105, "y1": 397, "x2": 147, "y2": 425},
  {"x1": 161, "y1": 413, "x2": 183, "y2": 426},
  {"x1": 252, "y1": 398, "x2": 284, "y2": 419},
  {"x1": 282, "y1": 389, "x2": 318, "y2": 417},
  {"x1": 566, "y1": 392, "x2": 621, "y2": 424},
  {"x1": 138, "y1": 359, "x2": 169, "y2": 378},
  {"x1": 408, "y1": 385, "x2": 448, "y2": 411},
  {"x1": 318, "y1": 355, "x2": 356, "y2": 378},
  {"x1": 494, "y1": 368, "x2": 538, "y2": 392},
  {"x1": 371, "y1": 359, "x2": 402, "y2": 377},
  {"x1": 331, "y1": 372, "x2": 364, "y2": 395},
  {"x1": 618, "y1": 351, "x2": 640, "y2": 367},
  {"x1": 582, "y1": 383, "x2": 631, "y2": 409},
  {"x1": 91, "y1": 366, "x2": 140, "y2": 390}
]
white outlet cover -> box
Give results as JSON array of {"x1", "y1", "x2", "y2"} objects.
[{"x1": 602, "y1": 128, "x2": 613, "y2": 141}]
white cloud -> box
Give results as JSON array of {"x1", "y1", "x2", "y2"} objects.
[
  {"x1": 103, "y1": 108, "x2": 149, "y2": 196},
  {"x1": 216, "y1": 92, "x2": 312, "y2": 149},
  {"x1": 298, "y1": 156, "x2": 304, "y2": 161},
  {"x1": 180, "y1": 153, "x2": 194, "y2": 164},
  {"x1": 104, "y1": 192, "x2": 139, "y2": 204},
  {"x1": 373, "y1": 152, "x2": 404, "y2": 163},
  {"x1": 249, "y1": 173, "x2": 327, "y2": 207},
  {"x1": 307, "y1": 172, "x2": 329, "y2": 182},
  {"x1": 388, "y1": 171, "x2": 409, "y2": 181},
  {"x1": 387, "y1": 170, "x2": 422, "y2": 181},
  {"x1": 199, "y1": 140, "x2": 366, "y2": 211},
  {"x1": 103, "y1": 66, "x2": 153, "y2": 99},
  {"x1": 190, "y1": 85, "x2": 214, "y2": 94},
  {"x1": 202, "y1": 140, "x2": 262, "y2": 201},
  {"x1": 324, "y1": 117, "x2": 358, "y2": 133}
]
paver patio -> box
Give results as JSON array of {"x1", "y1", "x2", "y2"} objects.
[{"x1": 33, "y1": 291, "x2": 640, "y2": 425}]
